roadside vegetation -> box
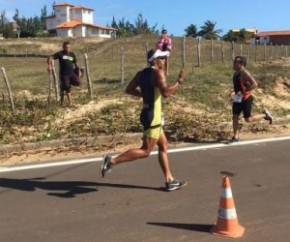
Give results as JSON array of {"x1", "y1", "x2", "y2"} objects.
[{"x1": 1, "y1": 36, "x2": 290, "y2": 145}]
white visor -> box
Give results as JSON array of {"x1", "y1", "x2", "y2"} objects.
[{"x1": 148, "y1": 49, "x2": 170, "y2": 62}]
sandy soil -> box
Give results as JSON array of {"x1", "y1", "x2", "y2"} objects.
[
  {"x1": 1, "y1": 124, "x2": 290, "y2": 167},
  {"x1": 1, "y1": 70, "x2": 289, "y2": 167}
]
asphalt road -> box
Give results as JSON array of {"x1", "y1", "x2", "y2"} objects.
[{"x1": 1, "y1": 138, "x2": 290, "y2": 242}]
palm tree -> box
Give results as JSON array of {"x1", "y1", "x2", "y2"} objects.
[
  {"x1": 198, "y1": 20, "x2": 222, "y2": 40},
  {"x1": 184, "y1": 24, "x2": 198, "y2": 37}
]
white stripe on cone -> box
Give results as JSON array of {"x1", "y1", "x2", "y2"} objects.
[
  {"x1": 218, "y1": 208, "x2": 238, "y2": 219},
  {"x1": 220, "y1": 188, "x2": 233, "y2": 198}
]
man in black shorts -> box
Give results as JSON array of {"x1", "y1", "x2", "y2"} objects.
[
  {"x1": 101, "y1": 49, "x2": 187, "y2": 191},
  {"x1": 47, "y1": 41, "x2": 82, "y2": 106},
  {"x1": 230, "y1": 56, "x2": 273, "y2": 143}
]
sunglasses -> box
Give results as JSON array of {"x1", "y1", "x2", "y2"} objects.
[{"x1": 157, "y1": 56, "x2": 166, "y2": 60}]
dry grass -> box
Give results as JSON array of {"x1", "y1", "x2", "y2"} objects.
[{"x1": 1, "y1": 35, "x2": 290, "y2": 145}]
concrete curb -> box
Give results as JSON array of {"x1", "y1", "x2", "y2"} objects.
[
  {"x1": 0, "y1": 133, "x2": 143, "y2": 156},
  {"x1": 1, "y1": 116, "x2": 289, "y2": 156}
]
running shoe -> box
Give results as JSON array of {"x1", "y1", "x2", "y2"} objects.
[
  {"x1": 263, "y1": 109, "x2": 273, "y2": 124},
  {"x1": 101, "y1": 153, "x2": 113, "y2": 178},
  {"x1": 165, "y1": 179, "x2": 188, "y2": 191},
  {"x1": 228, "y1": 137, "x2": 239, "y2": 144}
]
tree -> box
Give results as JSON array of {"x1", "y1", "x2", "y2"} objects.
[
  {"x1": 13, "y1": 9, "x2": 21, "y2": 38},
  {"x1": 111, "y1": 13, "x2": 158, "y2": 38},
  {"x1": 134, "y1": 13, "x2": 158, "y2": 35},
  {"x1": 223, "y1": 28, "x2": 250, "y2": 43},
  {"x1": 40, "y1": 5, "x2": 48, "y2": 29},
  {"x1": 184, "y1": 24, "x2": 198, "y2": 37},
  {"x1": 0, "y1": 11, "x2": 15, "y2": 38},
  {"x1": 111, "y1": 16, "x2": 118, "y2": 29},
  {"x1": 223, "y1": 30, "x2": 238, "y2": 42},
  {"x1": 198, "y1": 20, "x2": 222, "y2": 40}
]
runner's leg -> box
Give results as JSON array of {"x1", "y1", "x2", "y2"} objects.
[
  {"x1": 233, "y1": 114, "x2": 240, "y2": 139},
  {"x1": 111, "y1": 136, "x2": 157, "y2": 165},
  {"x1": 157, "y1": 132, "x2": 174, "y2": 182}
]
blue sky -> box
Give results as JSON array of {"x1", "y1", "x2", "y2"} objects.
[{"x1": 1, "y1": 0, "x2": 290, "y2": 36}]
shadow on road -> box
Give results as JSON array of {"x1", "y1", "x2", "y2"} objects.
[
  {"x1": 95, "y1": 181, "x2": 164, "y2": 192},
  {"x1": 0, "y1": 177, "x2": 98, "y2": 198},
  {"x1": 0, "y1": 178, "x2": 164, "y2": 198},
  {"x1": 147, "y1": 222, "x2": 213, "y2": 233}
]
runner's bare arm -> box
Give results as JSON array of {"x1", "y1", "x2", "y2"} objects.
[
  {"x1": 47, "y1": 56, "x2": 53, "y2": 73},
  {"x1": 156, "y1": 70, "x2": 184, "y2": 98},
  {"x1": 241, "y1": 69, "x2": 257, "y2": 91},
  {"x1": 125, "y1": 72, "x2": 142, "y2": 97}
]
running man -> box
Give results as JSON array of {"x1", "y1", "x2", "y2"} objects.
[
  {"x1": 230, "y1": 56, "x2": 273, "y2": 143},
  {"x1": 101, "y1": 49, "x2": 187, "y2": 191},
  {"x1": 47, "y1": 41, "x2": 82, "y2": 107}
]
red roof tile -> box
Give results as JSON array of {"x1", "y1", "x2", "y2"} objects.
[
  {"x1": 257, "y1": 30, "x2": 290, "y2": 37},
  {"x1": 71, "y1": 5, "x2": 94, "y2": 11},
  {"x1": 53, "y1": 3, "x2": 74, "y2": 8},
  {"x1": 55, "y1": 21, "x2": 116, "y2": 31}
]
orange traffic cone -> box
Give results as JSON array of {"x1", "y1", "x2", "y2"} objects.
[{"x1": 211, "y1": 176, "x2": 245, "y2": 238}]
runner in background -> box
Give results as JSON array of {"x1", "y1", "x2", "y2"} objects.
[{"x1": 229, "y1": 56, "x2": 273, "y2": 143}]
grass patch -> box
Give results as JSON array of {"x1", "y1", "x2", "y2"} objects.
[{"x1": 0, "y1": 36, "x2": 290, "y2": 145}]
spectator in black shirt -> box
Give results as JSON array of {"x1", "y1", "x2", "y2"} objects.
[{"x1": 47, "y1": 41, "x2": 82, "y2": 106}]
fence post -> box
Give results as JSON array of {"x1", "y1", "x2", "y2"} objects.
[
  {"x1": 211, "y1": 39, "x2": 214, "y2": 63},
  {"x1": 144, "y1": 42, "x2": 149, "y2": 66},
  {"x1": 264, "y1": 43, "x2": 267, "y2": 61},
  {"x1": 221, "y1": 40, "x2": 224, "y2": 63},
  {"x1": 120, "y1": 47, "x2": 125, "y2": 85},
  {"x1": 197, "y1": 38, "x2": 201, "y2": 67},
  {"x1": 1, "y1": 67, "x2": 16, "y2": 115},
  {"x1": 269, "y1": 42, "x2": 273, "y2": 60},
  {"x1": 51, "y1": 60, "x2": 60, "y2": 101},
  {"x1": 182, "y1": 36, "x2": 186, "y2": 68},
  {"x1": 255, "y1": 42, "x2": 258, "y2": 62},
  {"x1": 231, "y1": 41, "x2": 235, "y2": 60},
  {"x1": 84, "y1": 53, "x2": 93, "y2": 99},
  {"x1": 247, "y1": 44, "x2": 251, "y2": 63},
  {"x1": 47, "y1": 70, "x2": 53, "y2": 109},
  {"x1": 240, "y1": 43, "x2": 243, "y2": 56}
]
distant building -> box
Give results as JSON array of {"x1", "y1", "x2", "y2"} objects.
[
  {"x1": 254, "y1": 30, "x2": 290, "y2": 45},
  {"x1": 231, "y1": 28, "x2": 258, "y2": 43},
  {"x1": 45, "y1": 2, "x2": 116, "y2": 38},
  {"x1": 232, "y1": 28, "x2": 258, "y2": 35}
]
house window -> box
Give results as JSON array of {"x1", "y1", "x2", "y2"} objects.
[{"x1": 93, "y1": 28, "x2": 99, "y2": 34}]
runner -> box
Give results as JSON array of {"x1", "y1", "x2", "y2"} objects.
[
  {"x1": 47, "y1": 41, "x2": 82, "y2": 107},
  {"x1": 230, "y1": 56, "x2": 273, "y2": 143},
  {"x1": 101, "y1": 49, "x2": 187, "y2": 191}
]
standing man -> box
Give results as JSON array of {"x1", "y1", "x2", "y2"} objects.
[
  {"x1": 47, "y1": 41, "x2": 82, "y2": 107},
  {"x1": 156, "y1": 29, "x2": 172, "y2": 75},
  {"x1": 230, "y1": 56, "x2": 273, "y2": 143},
  {"x1": 101, "y1": 49, "x2": 187, "y2": 191}
]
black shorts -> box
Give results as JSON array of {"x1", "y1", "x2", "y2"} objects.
[
  {"x1": 232, "y1": 95, "x2": 253, "y2": 118},
  {"x1": 60, "y1": 73, "x2": 80, "y2": 93}
]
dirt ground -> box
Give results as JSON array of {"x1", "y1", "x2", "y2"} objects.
[
  {"x1": 1, "y1": 70, "x2": 289, "y2": 167},
  {"x1": 1, "y1": 124, "x2": 290, "y2": 167}
]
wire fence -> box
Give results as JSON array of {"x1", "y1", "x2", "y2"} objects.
[{"x1": 1, "y1": 36, "x2": 289, "y2": 114}]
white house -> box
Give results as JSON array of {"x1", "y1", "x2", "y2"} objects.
[{"x1": 46, "y1": 2, "x2": 116, "y2": 38}]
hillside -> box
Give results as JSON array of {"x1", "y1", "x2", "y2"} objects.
[{"x1": 1, "y1": 35, "x2": 290, "y2": 164}]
